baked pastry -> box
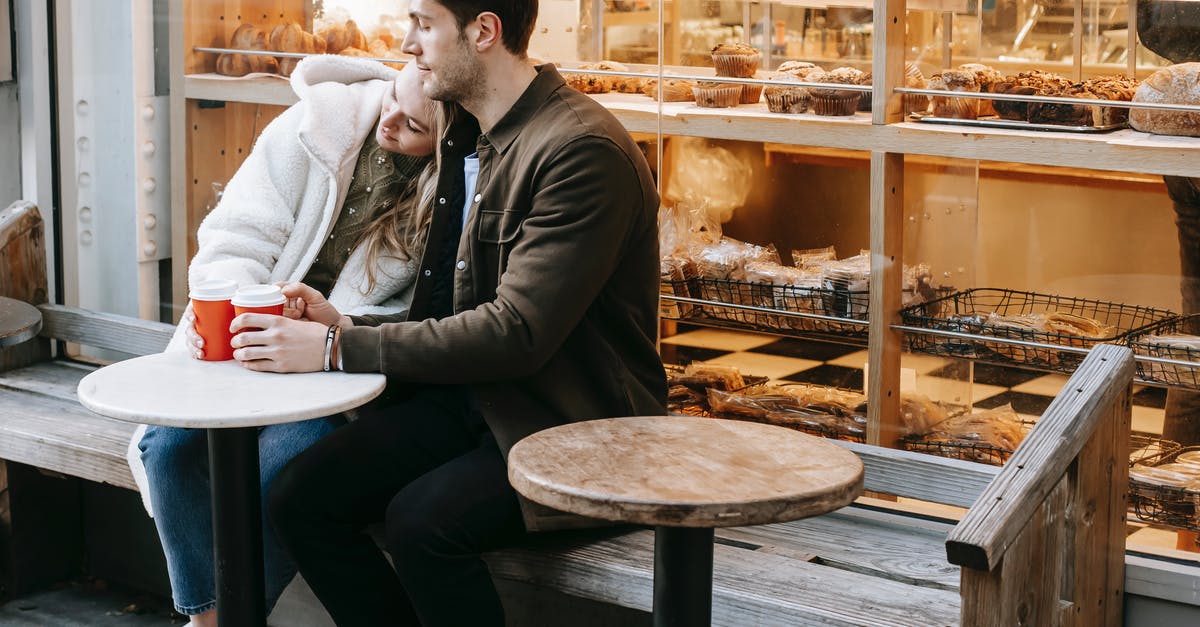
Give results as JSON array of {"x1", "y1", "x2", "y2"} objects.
[
  {"x1": 739, "y1": 72, "x2": 764, "y2": 104},
  {"x1": 856, "y1": 71, "x2": 873, "y2": 112},
  {"x1": 565, "y1": 70, "x2": 610, "y2": 94},
  {"x1": 810, "y1": 67, "x2": 864, "y2": 116},
  {"x1": 1130, "y1": 63, "x2": 1200, "y2": 137},
  {"x1": 215, "y1": 24, "x2": 280, "y2": 77},
  {"x1": 269, "y1": 22, "x2": 327, "y2": 77},
  {"x1": 763, "y1": 72, "x2": 809, "y2": 114},
  {"x1": 711, "y1": 42, "x2": 761, "y2": 78},
  {"x1": 958, "y1": 63, "x2": 1003, "y2": 116},
  {"x1": 592, "y1": 61, "x2": 645, "y2": 93},
  {"x1": 692, "y1": 81, "x2": 742, "y2": 108},
  {"x1": 929, "y1": 69, "x2": 979, "y2": 119},
  {"x1": 318, "y1": 19, "x2": 369, "y2": 55},
  {"x1": 1028, "y1": 76, "x2": 1138, "y2": 127},
  {"x1": 776, "y1": 61, "x2": 825, "y2": 82},
  {"x1": 642, "y1": 78, "x2": 697, "y2": 102},
  {"x1": 990, "y1": 71, "x2": 1072, "y2": 121},
  {"x1": 903, "y1": 63, "x2": 929, "y2": 116}
]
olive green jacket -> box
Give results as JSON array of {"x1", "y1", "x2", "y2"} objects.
[{"x1": 340, "y1": 65, "x2": 666, "y2": 531}]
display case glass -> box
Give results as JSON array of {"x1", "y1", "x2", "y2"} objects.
[{"x1": 168, "y1": 0, "x2": 1200, "y2": 563}]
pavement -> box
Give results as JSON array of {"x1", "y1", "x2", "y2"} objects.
[{"x1": 0, "y1": 579, "x2": 182, "y2": 626}]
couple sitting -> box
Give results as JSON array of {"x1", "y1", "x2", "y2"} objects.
[{"x1": 132, "y1": 0, "x2": 665, "y2": 624}]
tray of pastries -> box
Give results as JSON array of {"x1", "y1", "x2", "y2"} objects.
[
  {"x1": 910, "y1": 64, "x2": 1138, "y2": 133},
  {"x1": 900, "y1": 288, "x2": 1175, "y2": 373}
]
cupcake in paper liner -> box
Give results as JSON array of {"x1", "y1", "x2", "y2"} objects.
[
  {"x1": 740, "y1": 73, "x2": 765, "y2": 104},
  {"x1": 903, "y1": 62, "x2": 930, "y2": 116},
  {"x1": 711, "y1": 42, "x2": 761, "y2": 78},
  {"x1": 693, "y1": 81, "x2": 743, "y2": 108},
  {"x1": 777, "y1": 61, "x2": 826, "y2": 83},
  {"x1": 929, "y1": 69, "x2": 980, "y2": 119},
  {"x1": 857, "y1": 71, "x2": 873, "y2": 112},
  {"x1": 810, "y1": 67, "x2": 864, "y2": 116},
  {"x1": 763, "y1": 72, "x2": 810, "y2": 114}
]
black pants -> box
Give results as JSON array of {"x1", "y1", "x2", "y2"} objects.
[
  {"x1": 267, "y1": 386, "x2": 527, "y2": 627},
  {"x1": 1163, "y1": 176, "x2": 1200, "y2": 446}
]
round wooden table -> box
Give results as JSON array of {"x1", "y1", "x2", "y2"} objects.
[
  {"x1": 508, "y1": 415, "x2": 864, "y2": 627},
  {"x1": 0, "y1": 296, "x2": 41, "y2": 348},
  {"x1": 78, "y1": 352, "x2": 386, "y2": 627}
]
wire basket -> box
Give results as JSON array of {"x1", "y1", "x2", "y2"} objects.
[
  {"x1": 1127, "y1": 314, "x2": 1200, "y2": 389},
  {"x1": 1128, "y1": 447, "x2": 1200, "y2": 531},
  {"x1": 901, "y1": 436, "x2": 1014, "y2": 466},
  {"x1": 900, "y1": 288, "x2": 1175, "y2": 373},
  {"x1": 1129, "y1": 434, "x2": 1183, "y2": 467}
]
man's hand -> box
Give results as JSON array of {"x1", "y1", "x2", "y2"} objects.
[
  {"x1": 278, "y1": 282, "x2": 350, "y2": 328},
  {"x1": 230, "y1": 314, "x2": 328, "y2": 373}
]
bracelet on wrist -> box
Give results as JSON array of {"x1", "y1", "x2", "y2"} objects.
[{"x1": 323, "y1": 324, "x2": 337, "y2": 372}]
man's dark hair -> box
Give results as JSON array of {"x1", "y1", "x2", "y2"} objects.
[{"x1": 441, "y1": 0, "x2": 538, "y2": 57}]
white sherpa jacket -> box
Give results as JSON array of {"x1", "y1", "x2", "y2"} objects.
[{"x1": 129, "y1": 55, "x2": 421, "y2": 516}]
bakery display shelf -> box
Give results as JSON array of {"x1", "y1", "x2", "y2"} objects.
[
  {"x1": 1129, "y1": 314, "x2": 1200, "y2": 390},
  {"x1": 899, "y1": 288, "x2": 1175, "y2": 374},
  {"x1": 910, "y1": 112, "x2": 1125, "y2": 134},
  {"x1": 881, "y1": 121, "x2": 1200, "y2": 178},
  {"x1": 185, "y1": 73, "x2": 297, "y2": 106},
  {"x1": 1129, "y1": 447, "x2": 1200, "y2": 532}
]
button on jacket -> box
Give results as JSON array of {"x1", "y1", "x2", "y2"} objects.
[{"x1": 339, "y1": 65, "x2": 667, "y2": 530}]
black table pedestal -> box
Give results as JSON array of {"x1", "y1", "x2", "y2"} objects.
[
  {"x1": 209, "y1": 427, "x2": 266, "y2": 627},
  {"x1": 653, "y1": 526, "x2": 714, "y2": 627}
]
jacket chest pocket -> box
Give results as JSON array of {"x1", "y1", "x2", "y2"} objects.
[
  {"x1": 476, "y1": 209, "x2": 523, "y2": 245},
  {"x1": 474, "y1": 209, "x2": 524, "y2": 292}
]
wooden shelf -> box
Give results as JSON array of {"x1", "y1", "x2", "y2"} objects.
[
  {"x1": 185, "y1": 73, "x2": 297, "y2": 107},
  {"x1": 184, "y1": 73, "x2": 1200, "y2": 177}
]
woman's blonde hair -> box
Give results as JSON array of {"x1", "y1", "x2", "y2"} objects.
[{"x1": 359, "y1": 102, "x2": 456, "y2": 292}]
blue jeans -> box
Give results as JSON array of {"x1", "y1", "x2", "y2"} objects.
[{"x1": 138, "y1": 417, "x2": 342, "y2": 615}]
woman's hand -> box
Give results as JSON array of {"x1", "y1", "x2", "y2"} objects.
[
  {"x1": 278, "y1": 282, "x2": 350, "y2": 328},
  {"x1": 229, "y1": 314, "x2": 329, "y2": 373},
  {"x1": 182, "y1": 309, "x2": 205, "y2": 360}
]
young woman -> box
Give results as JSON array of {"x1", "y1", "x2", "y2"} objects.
[{"x1": 130, "y1": 55, "x2": 446, "y2": 626}]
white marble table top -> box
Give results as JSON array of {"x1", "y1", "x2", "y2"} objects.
[{"x1": 77, "y1": 351, "x2": 386, "y2": 428}]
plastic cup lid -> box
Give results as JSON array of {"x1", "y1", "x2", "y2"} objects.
[
  {"x1": 232, "y1": 284, "x2": 286, "y2": 307},
  {"x1": 189, "y1": 279, "x2": 238, "y2": 300}
]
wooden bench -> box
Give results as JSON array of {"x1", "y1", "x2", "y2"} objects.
[{"x1": 0, "y1": 199, "x2": 1183, "y2": 625}]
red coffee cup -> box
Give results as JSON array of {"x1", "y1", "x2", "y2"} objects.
[
  {"x1": 232, "y1": 284, "x2": 286, "y2": 333},
  {"x1": 189, "y1": 279, "x2": 237, "y2": 361}
]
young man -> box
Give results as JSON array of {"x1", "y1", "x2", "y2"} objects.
[{"x1": 228, "y1": 0, "x2": 666, "y2": 624}]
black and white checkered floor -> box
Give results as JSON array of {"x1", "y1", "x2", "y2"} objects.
[{"x1": 660, "y1": 324, "x2": 1192, "y2": 554}]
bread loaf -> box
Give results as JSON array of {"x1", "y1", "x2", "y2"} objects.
[
  {"x1": 269, "y1": 22, "x2": 326, "y2": 77},
  {"x1": 318, "y1": 19, "x2": 369, "y2": 54},
  {"x1": 1130, "y1": 63, "x2": 1200, "y2": 137},
  {"x1": 216, "y1": 24, "x2": 279, "y2": 76}
]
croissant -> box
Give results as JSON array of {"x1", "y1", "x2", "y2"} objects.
[
  {"x1": 215, "y1": 24, "x2": 279, "y2": 76},
  {"x1": 269, "y1": 22, "x2": 326, "y2": 77},
  {"x1": 319, "y1": 19, "x2": 369, "y2": 54}
]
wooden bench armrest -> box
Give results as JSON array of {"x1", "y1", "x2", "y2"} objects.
[
  {"x1": 945, "y1": 344, "x2": 1133, "y2": 572},
  {"x1": 38, "y1": 303, "x2": 175, "y2": 356}
]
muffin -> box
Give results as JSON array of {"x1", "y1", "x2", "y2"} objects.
[
  {"x1": 810, "y1": 67, "x2": 864, "y2": 116},
  {"x1": 642, "y1": 78, "x2": 697, "y2": 102},
  {"x1": 763, "y1": 72, "x2": 810, "y2": 114},
  {"x1": 929, "y1": 69, "x2": 980, "y2": 119},
  {"x1": 777, "y1": 61, "x2": 825, "y2": 82},
  {"x1": 693, "y1": 81, "x2": 743, "y2": 108},
  {"x1": 991, "y1": 70, "x2": 1071, "y2": 120},
  {"x1": 857, "y1": 71, "x2": 873, "y2": 112},
  {"x1": 711, "y1": 42, "x2": 761, "y2": 78},
  {"x1": 740, "y1": 72, "x2": 765, "y2": 104},
  {"x1": 958, "y1": 63, "x2": 1004, "y2": 116},
  {"x1": 903, "y1": 63, "x2": 929, "y2": 116}
]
